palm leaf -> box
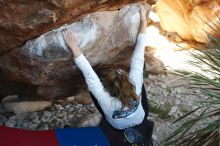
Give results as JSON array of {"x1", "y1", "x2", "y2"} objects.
[{"x1": 165, "y1": 18, "x2": 220, "y2": 146}]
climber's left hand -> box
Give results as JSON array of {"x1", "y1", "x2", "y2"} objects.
[{"x1": 62, "y1": 30, "x2": 82, "y2": 58}]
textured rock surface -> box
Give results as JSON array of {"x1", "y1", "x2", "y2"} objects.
[
  {"x1": 2, "y1": 100, "x2": 52, "y2": 114},
  {"x1": 0, "y1": 100, "x2": 99, "y2": 130},
  {"x1": 0, "y1": 0, "x2": 145, "y2": 54},
  {"x1": 0, "y1": 73, "x2": 214, "y2": 146},
  {"x1": 75, "y1": 112, "x2": 102, "y2": 128},
  {"x1": 0, "y1": 4, "x2": 151, "y2": 98},
  {"x1": 155, "y1": 0, "x2": 220, "y2": 43}
]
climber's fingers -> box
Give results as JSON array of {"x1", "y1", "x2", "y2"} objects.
[
  {"x1": 62, "y1": 29, "x2": 78, "y2": 46},
  {"x1": 139, "y1": 6, "x2": 147, "y2": 23}
]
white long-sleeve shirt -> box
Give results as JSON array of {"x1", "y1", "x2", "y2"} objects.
[{"x1": 74, "y1": 33, "x2": 147, "y2": 129}]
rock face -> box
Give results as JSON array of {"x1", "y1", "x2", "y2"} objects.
[
  {"x1": 0, "y1": 4, "x2": 151, "y2": 99},
  {"x1": 155, "y1": 0, "x2": 220, "y2": 43},
  {"x1": 3, "y1": 101, "x2": 52, "y2": 114},
  {"x1": 0, "y1": 0, "x2": 144, "y2": 55},
  {"x1": 1, "y1": 95, "x2": 52, "y2": 114}
]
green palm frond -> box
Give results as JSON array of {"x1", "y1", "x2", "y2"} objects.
[{"x1": 165, "y1": 28, "x2": 220, "y2": 145}]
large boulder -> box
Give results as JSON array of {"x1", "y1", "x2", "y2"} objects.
[
  {"x1": 0, "y1": 0, "x2": 145, "y2": 55},
  {"x1": 155, "y1": 0, "x2": 220, "y2": 43},
  {"x1": 0, "y1": 4, "x2": 151, "y2": 99}
]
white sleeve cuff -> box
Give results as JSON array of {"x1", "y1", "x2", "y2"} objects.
[
  {"x1": 74, "y1": 54, "x2": 91, "y2": 74},
  {"x1": 137, "y1": 33, "x2": 147, "y2": 46},
  {"x1": 137, "y1": 33, "x2": 147, "y2": 40},
  {"x1": 74, "y1": 53, "x2": 84, "y2": 62}
]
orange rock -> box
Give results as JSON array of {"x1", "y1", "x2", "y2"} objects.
[{"x1": 155, "y1": 0, "x2": 220, "y2": 43}]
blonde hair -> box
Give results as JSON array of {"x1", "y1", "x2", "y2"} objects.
[{"x1": 93, "y1": 64, "x2": 139, "y2": 109}]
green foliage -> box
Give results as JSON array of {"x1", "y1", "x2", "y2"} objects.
[
  {"x1": 149, "y1": 102, "x2": 172, "y2": 119},
  {"x1": 165, "y1": 33, "x2": 220, "y2": 145}
]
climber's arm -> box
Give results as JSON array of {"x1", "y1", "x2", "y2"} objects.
[
  {"x1": 62, "y1": 30, "x2": 113, "y2": 113},
  {"x1": 129, "y1": 6, "x2": 147, "y2": 96},
  {"x1": 74, "y1": 53, "x2": 113, "y2": 107}
]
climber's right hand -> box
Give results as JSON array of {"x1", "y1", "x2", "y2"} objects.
[
  {"x1": 139, "y1": 6, "x2": 147, "y2": 33},
  {"x1": 62, "y1": 30, "x2": 82, "y2": 58}
]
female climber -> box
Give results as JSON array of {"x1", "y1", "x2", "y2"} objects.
[{"x1": 63, "y1": 6, "x2": 153, "y2": 146}]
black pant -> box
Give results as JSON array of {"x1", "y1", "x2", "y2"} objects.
[{"x1": 89, "y1": 84, "x2": 153, "y2": 146}]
